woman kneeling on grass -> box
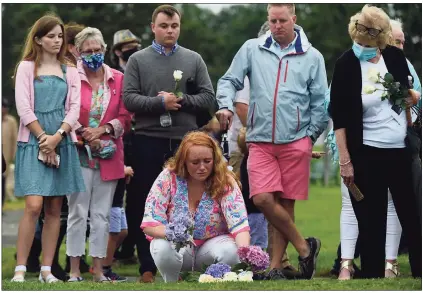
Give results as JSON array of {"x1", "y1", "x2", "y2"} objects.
[{"x1": 141, "y1": 131, "x2": 251, "y2": 283}]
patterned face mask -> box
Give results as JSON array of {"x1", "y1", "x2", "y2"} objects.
[{"x1": 81, "y1": 53, "x2": 104, "y2": 72}]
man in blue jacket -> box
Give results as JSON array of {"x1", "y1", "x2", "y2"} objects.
[{"x1": 216, "y1": 4, "x2": 329, "y2": 279}]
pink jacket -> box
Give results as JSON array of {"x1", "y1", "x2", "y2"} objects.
[
  {"x1": 76, "y1": 61, "x2": 132, "y2": 181},
  {"x1": 15, "y1": 61, "x2": 81, "y2": 142}
]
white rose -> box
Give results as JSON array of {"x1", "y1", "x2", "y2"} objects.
[
  {"x1": 198, "y1": 274, "x2": 216, "y2": 283},
  {"x1": 363, "y1": 85, "x2": 376, "y2": 95},
  {"x1": 173, "y1": 70, "x2": 183, "y2": 81},
  {"x1": 222, "y1": 272, "x2": 238, "y2": 282},
  {"x1": 367, "y1": 68, "x2": 379, "y2": 83},
  {"x1": 238, "y1": 271, "x2": 254, "y2": 282}
]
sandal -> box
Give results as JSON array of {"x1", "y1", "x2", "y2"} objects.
[
  {"x1": 338, "y1": 260, "x2": 354, "y2": 281},
  {"x1": 93, "y1": 275, "x2": 112, "y2": 283},
  {"x1": 39, "y1": 266, "x2": 61, "y2": 283},
  {"x1": 385, "y1": 261, "x2": 400, "y2": 278},
  {"x1": 68, "y1": 276, "x2": 84, "y2": 282},
  {"x1": 39, "y1": 272, "x2": 60, "y2": 283},
  {"x1": 11, "y1": 265, "x2": 26, "y2": 283}
]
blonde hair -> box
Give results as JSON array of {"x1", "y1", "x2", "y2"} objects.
[
  {"x1": 165, "y1": 131, "x2": 240, "y2": 200},
  {"x1": 267, "y1": 4, "x2": 295, "y2": 15},
  {"x1": 75, "y1": 27, "x2": 107, "y2": 52},
  {"x1": 237, "y1": 127, "x2": 248, "y2": 155},
  {"x1": 348, "y1": 5, "x2": 392, "y2": 49}
]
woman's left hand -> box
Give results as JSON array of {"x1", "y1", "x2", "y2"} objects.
[
  {"x1": 406, "y1": 89, "x2": 421, "y2": 108},
  {"x1": 39, "y1": 134, "x2": 61, "y2": 154},
  {"x1": 81, "y1": 127, "x2": 106, "y2": 142}
]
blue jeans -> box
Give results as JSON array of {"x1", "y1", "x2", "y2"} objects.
[{"x1": 248, "y1": 213, "x2": 268, "y2": 249}]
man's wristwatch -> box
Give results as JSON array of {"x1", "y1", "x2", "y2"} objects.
[{"x1": 57, "y1": 128, "x2": 66, "y2": 138}]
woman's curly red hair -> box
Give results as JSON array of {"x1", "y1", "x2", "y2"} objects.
[{"x1": 165, "y1": 131, "x2": 240, "y2": 200}]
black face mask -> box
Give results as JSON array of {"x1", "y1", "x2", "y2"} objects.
[{"x1": 121, "y1": 47, "x2": 139, "y2": 61}]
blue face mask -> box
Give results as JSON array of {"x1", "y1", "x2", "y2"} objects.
[
  {"x1": 352, "y1": 42, "x2": 377, "y2": 61},
  {"x1": 81, "y1": 53, "x2": 104, "y2": 72}
]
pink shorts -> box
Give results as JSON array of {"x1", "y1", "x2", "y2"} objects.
[{"x1": 247, "y1": 137, "x2": 312, "y2": 200}]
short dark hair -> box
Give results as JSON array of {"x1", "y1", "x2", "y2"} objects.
[{"x1": 152, "y1": 5, "x2": 181, "y2": 23}]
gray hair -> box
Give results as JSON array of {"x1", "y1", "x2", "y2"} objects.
[
  {"x1": 258, "y1": 21, "x2": 270, "y2": 37},
  {"x1": 75, "y1": 27, "x2": 107, "y2": 52},
  {"x1": 390, "y1": 18, "x2": 403, "y2": 32}
]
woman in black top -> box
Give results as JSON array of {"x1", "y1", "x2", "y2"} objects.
[{"x1": 330, "y1": 5, "x2": 421, "y2": 279}]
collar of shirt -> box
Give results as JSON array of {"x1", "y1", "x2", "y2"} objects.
[
  {"x1": 152, "y1": 40, "x2": 179, "y2": 56},
  {"x1": 271, "y1": 31, "x2": 298, "y2": 53}
]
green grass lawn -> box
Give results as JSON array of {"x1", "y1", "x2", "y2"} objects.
[{"x1": 2, "y1": 184, "x2": 422, "y2": 290}]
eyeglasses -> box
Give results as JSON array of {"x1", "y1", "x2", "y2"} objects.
[
  {"x1": 80, "y1": 49, "x2": 103, "y2": 57},
  {"x1": 355, "y1": 21, "x2": 383, "y2": 38}
]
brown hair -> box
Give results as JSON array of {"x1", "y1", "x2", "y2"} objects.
[
  {"x1": 152, "y1": 4, "x2": 181, "y2": 23},
  {"x1": 14, "y1": 13, "x2": 69, "y2": 85},
  {"x1": 165, "y1": 131, "x2": 240, "y2": 200},
  {"x1": 64, "y1": 22, "x2": 85, "y2": 65},
  {"x1": 267, "y1": 4, "x2": 295, "y2": 15}
]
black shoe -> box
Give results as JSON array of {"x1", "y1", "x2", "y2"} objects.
[
  {"x1": 51, "y1": 262, "x2": 68, "y2": 281},
  {"x1": 281, "y1": 265, "x2": 303, "y2": 280},
  {"x1": 103, "y1": 268, "x2": 128, "y2": 282},
  {"x1": 298, "y1": 237, "x2": 321, "y2": 280},
  {"x1": 265, "y1": 268, "x2": 287, "y2": 280}
]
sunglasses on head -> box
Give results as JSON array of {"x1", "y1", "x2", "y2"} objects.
[{"x1": 355, "y1": 21, "x2": 383, "y2": 38}]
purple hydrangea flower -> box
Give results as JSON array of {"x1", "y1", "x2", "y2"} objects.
[{"x1": 205, "y1": 263, "x2": 232, "y2": 278}]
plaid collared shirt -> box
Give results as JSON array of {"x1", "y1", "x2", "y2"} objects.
[{"x1": 152, "y1": 40, "x2": 178, "y2": 56}]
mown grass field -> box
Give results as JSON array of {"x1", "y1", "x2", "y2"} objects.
[{"x1": 2, "y1": 184, "x2": 421, "y2": 290}]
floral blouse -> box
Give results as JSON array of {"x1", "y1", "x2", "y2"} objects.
[{"x1": 141, "y1": 168, "x2": 250, "y2": 246}]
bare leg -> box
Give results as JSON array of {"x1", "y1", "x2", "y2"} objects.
[
  {"x1": 41, "y1": 196, "x2": 63, "y2": 279},
  {"x1": 104, "y1": 233, "x2": 120, "y2": 267},
  {"x1": 14, "y1": 196, "x2": 43, "y2": 278},
  {"x1": 270, "y1": 196, "x2": 296, "y2": 269},
  {"x1": 69, "y1": 257, "x2": 81, "y2": 278},
  {"x1": 92, "y1": 257, "x2": 106, "y2": 279},
  {"x1": 253, "y1": 192, "x2": 309, "y2": 258}
]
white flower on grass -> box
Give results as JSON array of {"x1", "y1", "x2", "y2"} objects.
[
  {"x1": 173, "y1": 70, "x2": 183, "y2": 81},
  {"x1": 382, "y1": 91, "x2": 388, "y2": 97},
  {"x1": 238, "y1": 271, "x2": 254, "y2": 282},
  {"x1": 222, "y1": 272, "x2": 238, "y2": 282},
  {"x1": 363, "y1": 85, "x2": 376, "y2": 95},
  {"x1": 198, "y1": 274, "x2": 216, "y2": 283},
  {"x1": 367, "y1": 68, "x2": 380, "y2": 83}
]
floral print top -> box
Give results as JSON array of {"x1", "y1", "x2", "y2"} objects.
[
  {"x1": 141, "y1": 168, "x2": 250, "y2": 245},
  {"x1": 79, "y1": 84, "x2": 105, "y2": 169}
]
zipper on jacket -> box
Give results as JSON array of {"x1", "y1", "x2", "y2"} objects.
[
  {"x1": 296, "y1": 106, "x2": 300, "y2": 132},
  {"x1": 284, "y1": 60, "x2": 289, "y2": 83},
  {"x1": 272, "y1": 59, "x2": 283, "y2": 143},
  {"x1": 250, "y1": 102, "x2": 256, "y2": 130}
]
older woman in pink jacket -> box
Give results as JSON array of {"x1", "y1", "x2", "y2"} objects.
[
  {"x1": 65, "y1": 27, "x2": 132, "y2": 283},
  {"x1": 12, "y1": 14, "x2": 85, "y2": 283}
]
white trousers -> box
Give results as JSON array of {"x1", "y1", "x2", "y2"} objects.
[
  {"x1": 340, "y1": 182, "x2": 402, "y2": 260},
  {"x1": 150, "y1": 234, "x2": 239, "y2": 283},
  {"x1": 66, "y1": 167, "x2": 117, "y2": 258}
]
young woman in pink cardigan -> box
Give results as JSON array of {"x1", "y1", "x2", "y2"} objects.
[
  {"x1": 12, "y1": 14, "x2": 85, "y2": 283},
  {"x1": 65, "y1": 27, "x2": 132, "y2": 283}
]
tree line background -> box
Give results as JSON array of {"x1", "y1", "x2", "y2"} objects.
[{"x1": 2, "y1": 3, "x2": 422, "y2": 107}]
